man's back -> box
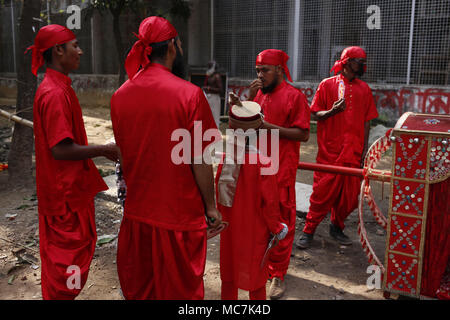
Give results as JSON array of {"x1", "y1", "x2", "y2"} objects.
[{"x1": 111, "y1": 62, "x2": 218, "y2": 231}]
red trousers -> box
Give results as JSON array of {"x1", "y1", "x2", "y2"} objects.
[
  {"x1": 268, "y1": 185, "x2": 296, "y2": 280},
  {"x1": 221, "y1": 281, "x2": 266, "y2": 300},
  {"x1": 303, "y1": 170, "x2": 361, "y2": 234},
  {"x1": 39, "y1": 201, "x2": 97, "y2": 300},
  {"x1": 117, "y1": 217, "x2": 207, "y2": 300}
]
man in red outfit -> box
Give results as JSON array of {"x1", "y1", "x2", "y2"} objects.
[
  {"x1": 110, "y1": 16, "x2": 222, "y2": 300},
  {"x1": 296, "y1": 46, "x2": 379, "y2": 249},
  {"x1": 246, "y1": 49, "x2": 310, "y2": 299},
  {"x1": 30, "y1": 24, "x2": 120, "y2": 299}
]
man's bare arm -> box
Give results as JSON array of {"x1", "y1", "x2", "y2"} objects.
[
  {"x1": 192, "y1": 161, "x2": 222, "y2": 228},
  {"x1": 312, "y1": 98, "x2": 346, "y2": 121},
  {"x1": 51, "y1": 138, "x2": 120, "y2": 162}
]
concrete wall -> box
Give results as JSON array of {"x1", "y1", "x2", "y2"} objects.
[
  {"x1": 0, "y1": 73, "x2": 119, "y2": 108},
  {"x1": 1, "y1": 73, "x2": 449, "y2": 126},
  {"x1": 187, "y1": 0, "x2": 212, "y2": 68}
]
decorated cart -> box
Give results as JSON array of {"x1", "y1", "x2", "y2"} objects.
[{"x1": 299, "y1": 112, "x2": 449, "y2": 300}]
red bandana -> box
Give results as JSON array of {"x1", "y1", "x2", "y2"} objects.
[
  {"x1": 125, "y1": 16, "x2": 178, "y2": 80},
  {"x1": 330, "y1": 46, "x2": 367, "y2": 75},
  {"x1": 25, "y1": 24, "x2": 76, "y2": 76},
  {"x1": 255, "y1": 49, "x2": 293, "y2": 82}
]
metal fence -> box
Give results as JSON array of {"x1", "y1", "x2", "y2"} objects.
[
  {"x1": 2, "y1": 0, "x2": 449, "y2": 86},
  {"x1": 213, "y1": 0, "x2": 450, "y2": 86},
  {"x1": 213, "y1": 0, "x2": 291, "y2": 79}
]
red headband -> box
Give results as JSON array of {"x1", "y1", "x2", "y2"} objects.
[
  {"x1": 256, "y1": 49, "x2": 293, "y2": 82},
  {"x1": 25, "y1": 24, "x2": 76, "y2": 76},
  {"x1": 125, "y1": 16, "x2": 178, "y2": 80},
  {"x1": 330, "y1": 46, "x2": 367, "y2": 75}
]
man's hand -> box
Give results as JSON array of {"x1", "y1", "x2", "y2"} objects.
[
  {"x1": 247, "y1": 79, "x2": 263, "y2": 101},
  {"x1": 206, "y1": 207, "x2": 222, "y2": 228},
  {"x1": 312, "y1": 99, "x2": 347, "y2": 122},
  {"x1": 228, "y1": 92, "x2": 242, "y2": 106},
  {"x1": 276, "y1": 223, "x2": 288, "y2": 240},
  {"x1": 52, "y1": 139, "x2": 120, "y2": 162},
  {"x1": 331, "y1": 98, "x2": 346, "y2": 115},
  {"x1": 102, "y1": 143, "x2": 121, "y2": 162}
]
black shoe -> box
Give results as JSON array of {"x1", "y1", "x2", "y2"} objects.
[
  {"x1": 296, "y1": 232, "x2": 314, "y2": 249},
  {"x1": 329, "y1": 224, "x2": 352, "y2": 246}
]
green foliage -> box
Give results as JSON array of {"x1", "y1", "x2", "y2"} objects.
[{"x1": 88, "y1": 0, "x2": 191, "y2": 21}]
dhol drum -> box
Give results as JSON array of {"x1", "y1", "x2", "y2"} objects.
[{"x1": 229, "y1": 101, "x2": 263, "y2": 130}]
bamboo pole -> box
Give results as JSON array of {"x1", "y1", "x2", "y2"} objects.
[
  {"x1": 0, "y1": 108, "x2": 33, "y2": 128},
  {"x1": 298, "y1": 161, "x2": 391, "y2": 183}
]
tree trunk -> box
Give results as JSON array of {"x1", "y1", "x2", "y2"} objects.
[
  {"x1": 7, "y1": 0, "x2": 41, "y2": 188},
  {"x1": 0, "y1": 5, "x2": 3, "y2": 71},
  {"x1": 112, "y1": 12, "x2": 126, "y2": 86}
]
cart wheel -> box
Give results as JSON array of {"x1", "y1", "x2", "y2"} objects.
[{"x1": 383, "y1": 291, "x2": 391, "y2": 299}]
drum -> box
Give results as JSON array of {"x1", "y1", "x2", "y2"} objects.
[{"x1": 229, "y1": 101, "x2": 263, "y2": 130}]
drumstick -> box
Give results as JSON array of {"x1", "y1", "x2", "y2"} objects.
[{"x1": 229, "y1": 92, "x2": 243, "y2": 106}]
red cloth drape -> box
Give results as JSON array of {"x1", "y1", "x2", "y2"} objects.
[
  {"x1": 420, "y1": 179, "x2": 450, "y2": 299},
  {"x1": 39, "y1": 201, "x2": 97, "y2": 300},
  {"x1": 116, "y1": 217, "x2": 207, "y2": 300},
  {"x1": 217, "y1": 153, "x2": 282, "y2": 292}
]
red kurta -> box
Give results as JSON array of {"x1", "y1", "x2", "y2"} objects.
[
  {"x1": 111, "y1": 63, "x2": 219, "y2": 299},
  {"x1": 217, "y1": 153, "x2": 283, "y2": 294},
  {"x1": 253, "y1": 80, "x2": 310, "y2": 280},
  {"x1": 304, "y1": 74, "x2": 379, "y2": 234},
  {"x1": 33, "y1": 68, "x2": 107, "y2": 299}
]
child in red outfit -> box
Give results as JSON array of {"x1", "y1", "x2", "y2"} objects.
[{"x1": 216, "y1": 110, "x2": 287, "y2": 300}]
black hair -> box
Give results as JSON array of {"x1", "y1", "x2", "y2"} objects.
[
  {"x1": 149, "y1": 43, "x2": 169, "y2": 60},
  {"x1": 42, "y1": 43, "x2": 66, "y2": 65},
  {"x1": 148, "y1": 36, "x2": 178, "y2": 61}
]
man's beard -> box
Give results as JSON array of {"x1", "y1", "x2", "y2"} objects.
[
  {"x1": 172, "y1": 44, "x2": 185, "y2": 79},
  {"x1": 354, "y1": 63, "x2": 365, "y2": 78},
  {"x1": 355, "y1": 68, "x2": 365, "y2": 78},
  {"x1": 260, "y1": 79, "x2": 278, "y2": 94}
]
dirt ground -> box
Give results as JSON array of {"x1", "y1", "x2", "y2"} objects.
[{"x1": 0, "y1": 102, "x2": 393, "y2": 300}]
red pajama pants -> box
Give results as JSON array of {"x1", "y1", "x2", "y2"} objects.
[
  {"x1": 221, "y1": 281, "x2": 266, "y2": 300},
  {"x1": 268, "y1": 185, "x2": 296, "y2": 281},
  {"x1": 39, "y1": 200, "x2": 97, "y2": 300},
  {"x1": 303, "y1": 170, "x2": 361, "y2": 235},
  {"x1": 116, "y1": 217, "x2": 207, "y2": 300}
]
